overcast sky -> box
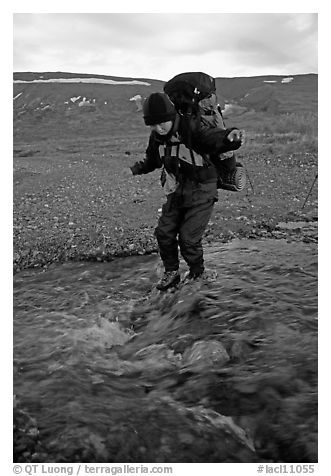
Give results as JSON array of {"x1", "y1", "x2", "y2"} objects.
[{"x1": 13, "y1": 12, "x2": 317, "y2": 80}]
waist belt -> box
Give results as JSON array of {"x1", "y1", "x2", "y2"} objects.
[{"x1": 195, "y1": 166, "x2": 217, "y2": 182}]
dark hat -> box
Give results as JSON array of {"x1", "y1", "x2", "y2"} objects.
[{"x1": 143, "y1": 93, "x2": 177, "y2": 126}]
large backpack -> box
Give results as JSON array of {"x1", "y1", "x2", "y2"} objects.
[
  {"x1": 164, "y1": 72, "x2": 246, "y2": 192},
  {"x1": 164, "y1": 72, "x2": 216, "y2": 114}
]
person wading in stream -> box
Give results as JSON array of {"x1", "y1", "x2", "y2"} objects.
[{"x1": 128, "y1": 92, "x2": 245, "y2": 291}]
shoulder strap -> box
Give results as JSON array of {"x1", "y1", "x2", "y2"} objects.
[
  {"x1": 163, "y1": 141, "x2": 181, "y2": 177},
  {"x1": 181, "y1": 115, "x2": 199, "y2": 181}
]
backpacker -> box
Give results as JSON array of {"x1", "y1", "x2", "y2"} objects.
[{"x1": 164, "y1": 72, "x2": 246, "y2": 192}]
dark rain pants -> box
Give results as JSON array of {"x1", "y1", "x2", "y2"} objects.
[{"x1": 154, "y1": 179, "x2": 217, "y2": 275}]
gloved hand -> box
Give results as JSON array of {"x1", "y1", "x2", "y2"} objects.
[{"x1": 227, "y1": 129, "x2": 245, "y2": 145}]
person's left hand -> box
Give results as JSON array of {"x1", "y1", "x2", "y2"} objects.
[{"x1": 227, "y1": 129, "x2": 245, "y2": 145}]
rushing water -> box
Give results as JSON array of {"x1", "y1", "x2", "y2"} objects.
[{"x1": 13, "y1": 239, "x2": 318, "y2": 463}]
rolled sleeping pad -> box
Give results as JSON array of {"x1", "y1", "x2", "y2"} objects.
[{"x1": 217, "y1": 162, "x2": 246, "y2": 192}]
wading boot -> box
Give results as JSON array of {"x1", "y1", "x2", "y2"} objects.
[
  {"x1": 156, "y1": 270, "x2": 180, "y2": 291},
  {"x1": 183, "y1": 269, "x2": 218, "y2": 284}
]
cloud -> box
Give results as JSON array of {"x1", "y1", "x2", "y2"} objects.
[{"x1": 13, "y1": 13, "x2": 318, "y2": 79}]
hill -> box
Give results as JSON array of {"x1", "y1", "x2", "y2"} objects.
[
  {"x1": 216, "y1": 74, "x2": 317, "y2": 112},
  {"x1": 13, "y1": 71, "x2": 317, "y2": 142}
]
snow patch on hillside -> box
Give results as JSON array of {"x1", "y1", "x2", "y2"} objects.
[
  {"x1": 130, "y1": 94, "x2": 143, "y2": 111},
  {"x1": 78, "y1": 97, "x2": 95, "y2": 107},
  {"x1": 14, "y1": 78, "x2": 151, "y2": 86}
]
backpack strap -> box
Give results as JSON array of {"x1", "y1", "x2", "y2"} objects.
[
  {"x1": 163, "y1": 141, "x2": 181, "y2": 177},
  {"x1": 217, "y1": 105, "x2": 226, "y2": 129},
  {"x1": 181, "y1": 114, "x2": 199, "y2": 182}
]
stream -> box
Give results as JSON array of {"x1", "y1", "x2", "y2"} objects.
[{"x1": 13, "y1": 238, "x2": 318, "y2": 463}]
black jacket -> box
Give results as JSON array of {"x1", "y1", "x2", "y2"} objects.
[{"x1": 130, "y1": 114, "x2": 242, "y2": 181}]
